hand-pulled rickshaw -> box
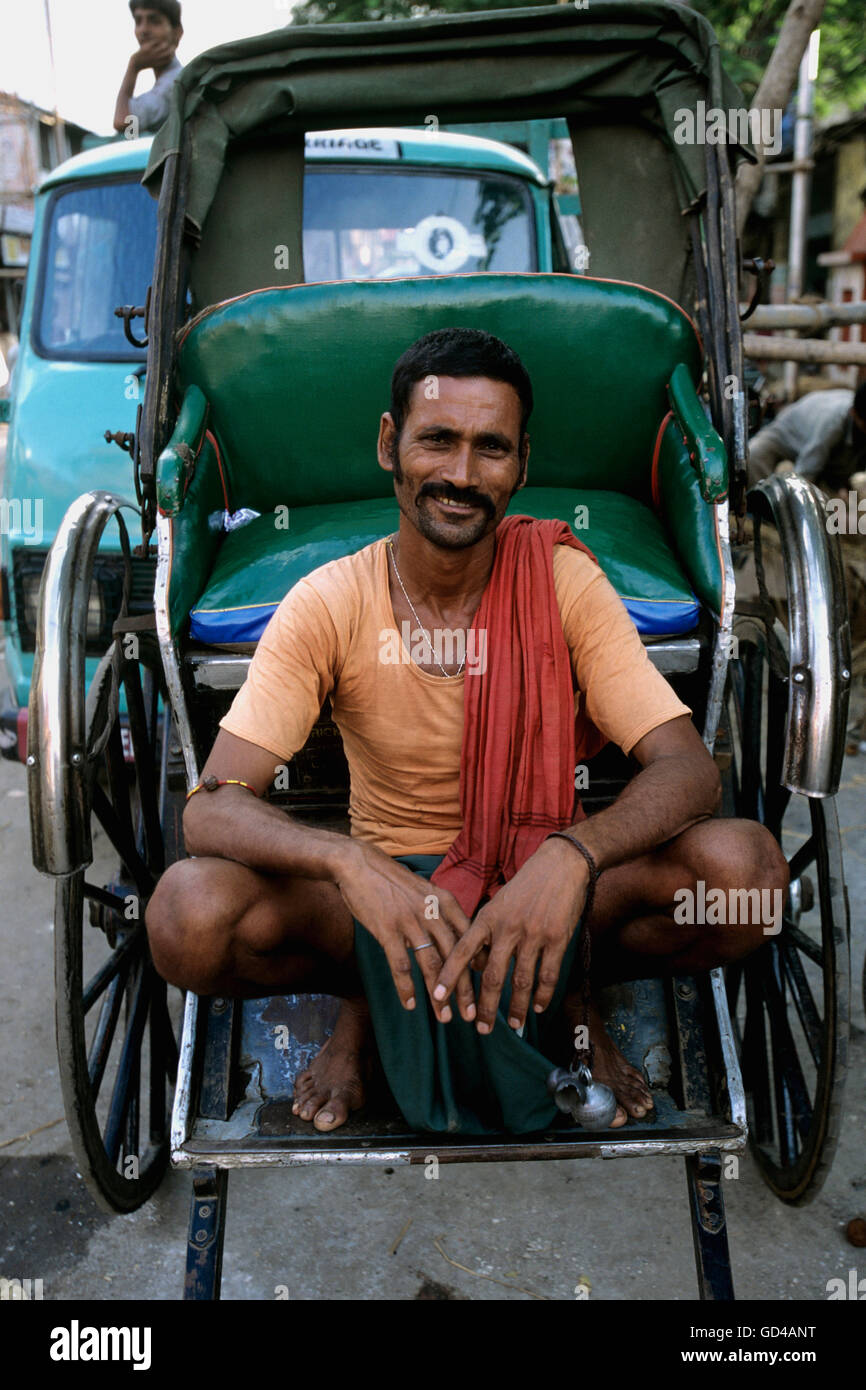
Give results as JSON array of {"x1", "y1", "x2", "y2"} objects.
[{"x1": 26, "y1": 2, "x2": 852, "y2": 1300}]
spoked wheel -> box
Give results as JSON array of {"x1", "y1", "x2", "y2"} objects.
[
  {"x1": 55, "y1": 635, "x2": 183, "y2": 1214},
  {"x1": 723, "y1": 611, "x2": 850, "y2": 1203}
]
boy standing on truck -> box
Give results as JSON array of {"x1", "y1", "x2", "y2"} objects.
[{"x1": 114, "y1": 2, "x2": 184, "y2": 137}]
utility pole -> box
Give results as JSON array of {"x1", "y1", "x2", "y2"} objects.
[
  {"x1": 784, "y1": 28, "x2": 819, "y2": 399},
  {"x1": 43, "y1": 0, "x2": 66, "y2": 168}
]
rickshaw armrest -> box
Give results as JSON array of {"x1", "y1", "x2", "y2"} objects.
[
  {"x1": 654, "y1": 415, "x2": 724, "y2": 615},
  {"x1": 162, "y1": 429, "x2": 228, "y2": 638},
  {"x1": 157, "y1": 385, "x2": 210, "y2": 517},
  {"x1": 667, "y1": 364, "x2": 727, "y2": 503}
]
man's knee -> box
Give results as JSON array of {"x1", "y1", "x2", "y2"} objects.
[
  {"x1": 676, "y1": 818, "x2": 789, "y2": 952},
  {"x1": 145, "y1": 858, "x2": 233, "y2": 992},
  {"x1": 692, "y1": 818, "x2": 787, "y2": 889}
]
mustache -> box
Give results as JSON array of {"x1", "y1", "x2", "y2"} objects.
[{"x1": 417, "y1": 482, "x2": 495, "y2": 516}]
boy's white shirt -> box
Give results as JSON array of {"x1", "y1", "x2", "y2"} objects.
[{"x1": 129, "y1": 55, "x2": 183, "y2": 133}]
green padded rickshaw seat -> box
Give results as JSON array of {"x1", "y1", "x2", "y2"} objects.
[{"x1": 160, "y1": 273, "x2": 726, "y2": 642}]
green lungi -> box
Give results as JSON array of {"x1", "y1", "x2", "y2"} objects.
[{"x1": 352, "y1": 853, "x2": 581, "y2": 1134}]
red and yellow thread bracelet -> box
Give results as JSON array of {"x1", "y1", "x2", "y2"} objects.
[{"x1": 186, "y1": 775, "x2": 259, "y2": 801}]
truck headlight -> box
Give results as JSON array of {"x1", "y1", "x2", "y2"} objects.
[
  {"x1": 13, "y1": 550, "x2": 115, "y2": 653},
  {"x1": 86, "y1": 586, "x2": 106, "y2": 642},
  {"x1": 19, "y1": 570, "x2": 43, "y2": 638}
]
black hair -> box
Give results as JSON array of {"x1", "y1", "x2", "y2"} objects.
[
  {"x1": 129, "y1": 0, "x2": 182, "y2": 27},
  {"x1": 389, "y1": 327, "x2": 533, "y2": 444},
  {"x1": 854, "y1": 382, "x2": 866, "y2": 425}
]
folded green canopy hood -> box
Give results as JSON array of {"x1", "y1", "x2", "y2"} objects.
[{"x1": 144, "y1": 2, "x2": 754, "y2": 241}]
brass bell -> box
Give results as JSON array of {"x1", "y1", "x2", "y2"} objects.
[{"x1": 547, "y1": 1062, "x2": 618, "y2": 1130}]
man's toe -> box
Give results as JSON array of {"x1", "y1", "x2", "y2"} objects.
[
  {"x1": 292, "y1": 1073, "x2": 314, "y2": 1111},
  {"x1": 624, "y1": 1089, "x2": 654, "y2": 1119},
  {"x1": 298, "y1": 1091, "x2": 327, "y2": 1121},
  {"x1": 313, "y1": 1093, "x2": 350, "y2": 1131}
]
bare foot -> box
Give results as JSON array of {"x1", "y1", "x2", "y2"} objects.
[
  {"x1": 291, "y1": 996, "x2": 370, "y2": 1132},
  {"x1": 563, "y1": 994, "x2": 654, "y2": 1128}
]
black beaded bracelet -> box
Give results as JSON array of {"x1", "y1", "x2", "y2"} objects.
[{"x1": 546, "y1": 830, "x2": 601, "y2": 914}]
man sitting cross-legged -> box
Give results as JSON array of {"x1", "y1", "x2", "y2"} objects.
[{"x1": 146, "y1": 327, "x2": 788, "y2": 1133}]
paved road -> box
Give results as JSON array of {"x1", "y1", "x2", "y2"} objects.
[{"x1": 1, "y1": 421, "x2": 864, "y2": 1300}]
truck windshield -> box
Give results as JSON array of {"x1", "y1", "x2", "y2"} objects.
[
  {"x1": 32, "y1": 165, "x2": 536, "y2": 360},
  {"x1": 302, "y1": 168, "x2": 536, "y2": 281},
  {"x1": 34, "y1": 178, "x2": 157, "y2": 361}
]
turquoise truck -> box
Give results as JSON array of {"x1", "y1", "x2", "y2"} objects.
[{"x1": 0, "y1": 126, "x2": 579, "y2": 757}]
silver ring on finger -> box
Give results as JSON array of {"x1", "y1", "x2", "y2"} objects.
[{"x1": 412, "y1": 942, "x2": 435, "y2": 952}]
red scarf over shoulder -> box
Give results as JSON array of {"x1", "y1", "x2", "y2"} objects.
[{"x1": 430, "y1": 515, "x2": 606, "y2": 918}]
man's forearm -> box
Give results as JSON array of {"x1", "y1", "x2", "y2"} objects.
[
  {"x1": 566, "y1": 751, "x2": 720, "y2": 873},
  {"x1": 183, "y1": 788, "x2": 358, "y2": 882},
  {"x1": 114, "y1": 62, "x2": 138, "y2": 131}
]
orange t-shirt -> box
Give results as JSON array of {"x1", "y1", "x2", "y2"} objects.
[{"x1": 219, "y1": 538, "x2": 691, "y2": 856}]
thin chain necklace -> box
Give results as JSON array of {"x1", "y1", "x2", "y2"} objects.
[{"x1": 387, "y1": 536, "x2": 467, "y2": 678}]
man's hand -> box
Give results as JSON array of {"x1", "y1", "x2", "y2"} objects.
[
  {"x1": 129, "y1": 37, "x2": 176, "y2": 74},
  {"x1": 115, "y1": 34, "x2": 177, "y2": 129},
  {"x1": 333, "y1": 841, "x2": 477, "y2": 1025},
  {"x1": 433, "y1": 838, "x2": 589, "y2": 1034}
]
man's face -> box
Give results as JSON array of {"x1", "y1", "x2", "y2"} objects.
[
  {"x1": 378, "y1": 375, "x2": 528, "y2": 549},
  {"x1": 132, "y1": 8, "x2": 178, "y2": 48}
]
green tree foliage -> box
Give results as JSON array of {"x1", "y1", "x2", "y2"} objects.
[
  {"x1": 691, "y1": 0, "x2": 866, "y2": 112},
  {"x1": 290, "y1": 0, "x2": 865, "y2": 114}
]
